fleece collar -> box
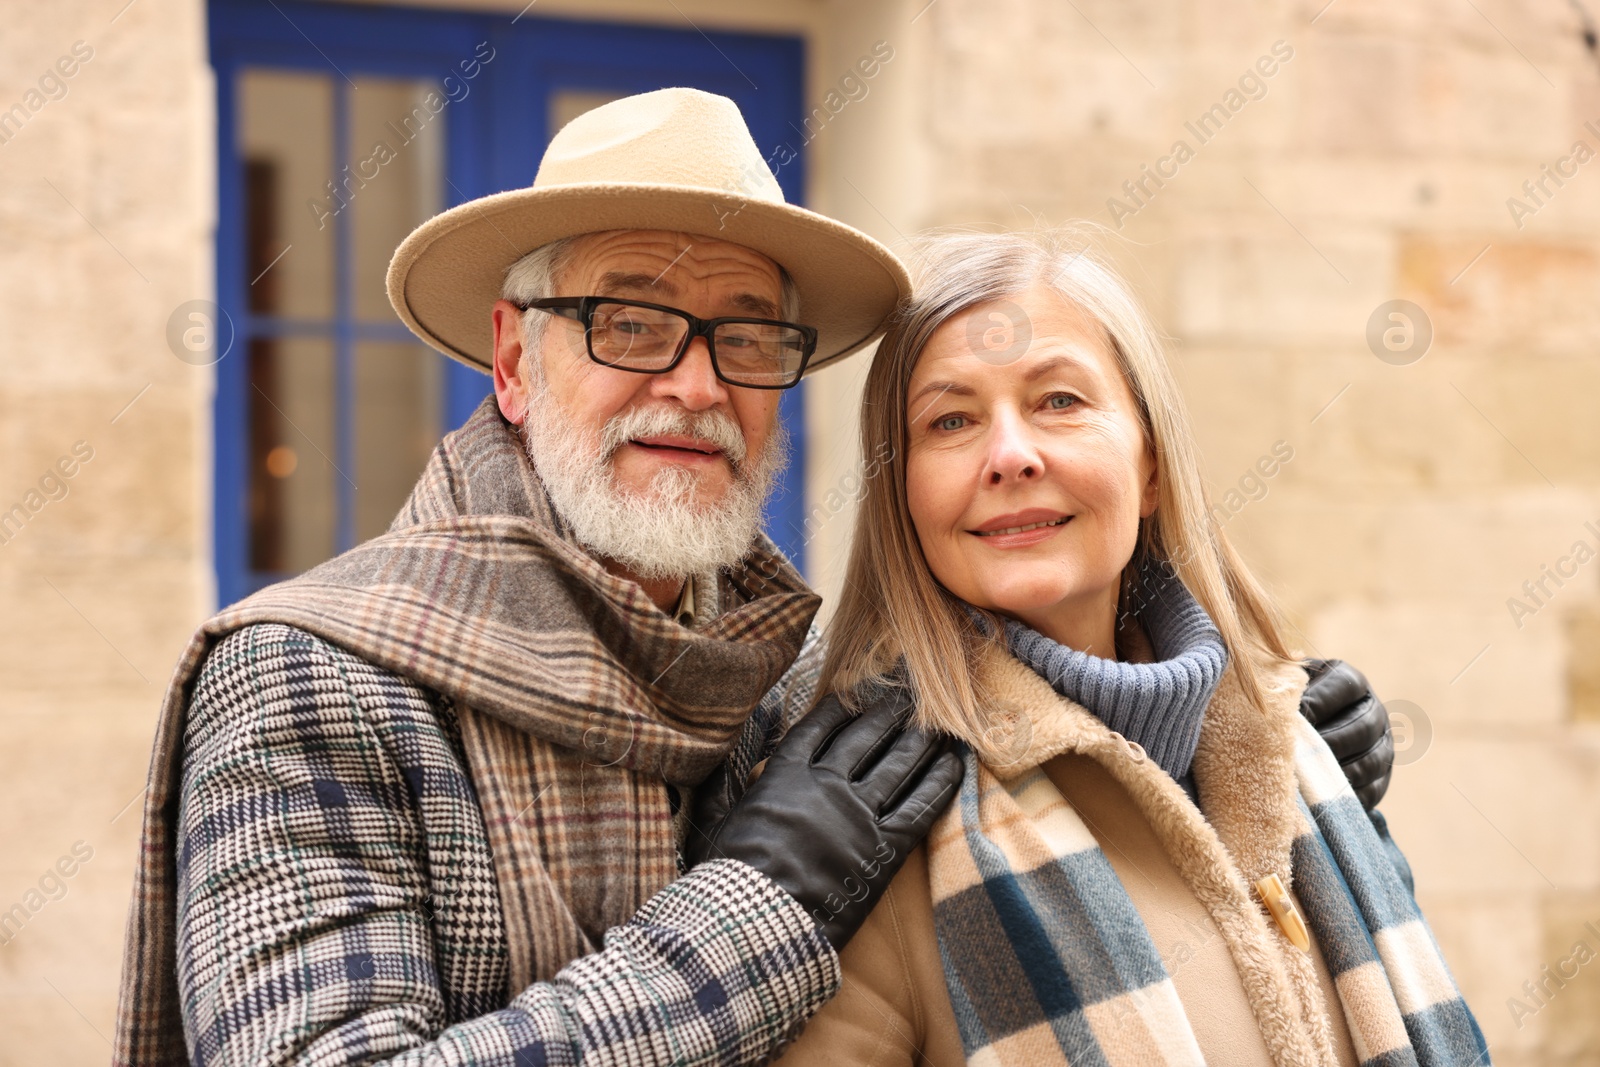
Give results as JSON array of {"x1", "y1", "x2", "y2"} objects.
[{"x1": 973, "y1": 641, "x2": 1309, "y2": 892}]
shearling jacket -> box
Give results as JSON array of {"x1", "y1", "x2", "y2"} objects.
[{"x1": 776, "y1": 642, "x2": 1486, "y2": 1067}]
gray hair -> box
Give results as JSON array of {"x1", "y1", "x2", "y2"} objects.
[
  {"x1": 502, "y1": 236, "x2": 581, "y2": 376},
  {"x1": 500, "y1": 233, "x2": 803, "y2": 380}
]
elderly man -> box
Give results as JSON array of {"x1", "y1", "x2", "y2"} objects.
[
  {"x1": 113, "y1": 88, "x2": 963, "y2": 1067},
  {"x1": 114, "y1": 89, "x2": 1396, "y2": 1067}
]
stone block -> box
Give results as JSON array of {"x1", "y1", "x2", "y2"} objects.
[
  {"x1": 0, "y1": 989, "x2": 118, "y2": 1067},
  {"x1": 1398, "y1": 235, "x2": 1600, "y2": 358},
  {"x1": 1172, "y1": 226, "x2": 1391, "y2": 344},
  {"x1": 0, "y1": 558, "x2": 201, "y2": 693},
  {"x1": 1280, "y1": 343, "x2": 1600, "y2": 494},
  {"x1": 87, "y1": 107, "x2": 208, "y2": 230},
  {"x1": 1307, "y1": 600, "x2": 1568, "y2": 728},
  {"x1": 75, "y1": 2, "x2": 207, "y2": 114},
  {"x1": 1283, "y1": 357, "x2": 1479, "y2": 493},
  {"x1": 1442, "y1": 353, "x2": 1600, "y2": 489},
  {"x1": 1169, "y1": 345, "x2": 1294, "y2": 483},
  {"x1": 1421, "y1": 896, "x2": 1543, "y2": 1057},
  {"x1": 1385, "y1": 732, "x2": 1600, "y2": 894},
  {"x1": 1293, "y1": 36, "x2": 1416, "y2": 156},
  {"x1": 1568, "y1": 601, "x2": 1600, "y2": 724},
  {"x1": 1240, "y1": 489, "x2": 1598, "y2": 610},
  {"x1": 0, "y1": 239, "x2": 97, "y2": 377},
  {"x1": 0, "y1": 106, "x2": 93, "y2": 240},
  {"x1": 0, "y1": 691, "x2": 155, "y2": 867},
  {"x1": 925, "y1": 0, "x2": 1174, "y2": 149},
  {"x1": 802, "y1": 350, "x2": 874, "y2": 620},
  {"x1": 0, "y1": 385, "x2": 200, "y2": 563},
  {"x1": 1526, "y1": 892, "x2": 1600, "y2": 1064}
]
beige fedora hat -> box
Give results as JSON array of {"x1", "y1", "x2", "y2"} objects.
[{"x1": 387, "y1": 87, "x2": 910, "y2": 376}]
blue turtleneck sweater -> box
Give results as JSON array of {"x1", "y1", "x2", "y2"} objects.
[{"x1": 1002, "y1": 561, "x2": 1229, "y2": 787}]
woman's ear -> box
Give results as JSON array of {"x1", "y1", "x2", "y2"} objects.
[{"x1": 1138, "y1": 444, "x2": 1159, "y2": 518}]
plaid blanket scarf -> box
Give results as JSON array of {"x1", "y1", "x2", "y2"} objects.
[
  {"x1": 114, "y1": 396, "x2": 823, "y2": 1065},
  {"x1": 929, "y1": 648, "x2": 1489, "y2": 1067}
]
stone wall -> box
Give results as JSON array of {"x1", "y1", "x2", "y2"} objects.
[{"x1": 0, "y1": 0, "x2": 212, "y2": 1061}]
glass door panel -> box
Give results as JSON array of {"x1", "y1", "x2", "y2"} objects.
[
  {"x1": 247, "y1": 337, "x2": 337, "y2": 572},
  {"x1": 353, "y1": 341, "x2": 442, "y2": 542},
  {"x1": 349, "y1": 77, "x2": 446, "y2": 322},
  {"x1": 232, "y1": 62, "x2": 448, "y2": 584},
  {"x1": 548, "y1": 89, "x2": 624, "y2": 133},
  {"x1": 238, "y1": 69, "x2": 335, "y2": 319}
]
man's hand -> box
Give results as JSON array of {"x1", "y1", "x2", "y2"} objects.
[
  {"x1": 684, "y1": 687, "x2": 963, "y2": 951},
  {"x1": 1300, "y1": 659, "x2": 1394, "y2": 810}
]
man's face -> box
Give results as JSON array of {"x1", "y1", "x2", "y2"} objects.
[
  {"x1": 496, "y1": 230, "x2": 786, "y2": 503},
  {"x1": 490, "y1": 230, "x2": 792, "y2": 580}
]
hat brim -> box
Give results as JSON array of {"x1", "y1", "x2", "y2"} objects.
[{"x1": 386, "y1": 183, "x2": 911, "y2": 377}]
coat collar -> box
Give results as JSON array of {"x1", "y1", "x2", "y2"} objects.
[{"x1": 972, "y1": 639, "x2": 1310, "y2": 889}]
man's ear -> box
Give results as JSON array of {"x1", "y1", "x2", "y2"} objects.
[{"x1": 491, "y1": 299, "x2": 530, "y2": 425}]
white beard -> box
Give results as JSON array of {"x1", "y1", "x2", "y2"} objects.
[{"x1": 520, "y1": 389, "x2": 789, "y2": 582}]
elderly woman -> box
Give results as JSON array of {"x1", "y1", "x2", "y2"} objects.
[{"x1": 776, "y1": 231, "x2": 1488, "y2": 1067}]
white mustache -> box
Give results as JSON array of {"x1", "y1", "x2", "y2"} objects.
[{"x1": 600, "y1": 405, "x2": 748, "y2": 469}]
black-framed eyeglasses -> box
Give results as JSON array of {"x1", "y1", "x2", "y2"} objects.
[{"x1": 516, "y1": 296, "x2": 817, "y2": 390}]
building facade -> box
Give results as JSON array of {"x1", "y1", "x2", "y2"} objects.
[{"x1": 2, "y1": 0, "x2": 1599, "y2": 1062}]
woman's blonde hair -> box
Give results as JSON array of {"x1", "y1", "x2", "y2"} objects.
[{"x1": 818, "y1": 228, "x2": 1301, "y2": 744}]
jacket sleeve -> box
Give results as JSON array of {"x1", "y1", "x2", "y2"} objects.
[
  {"x1": 775, "y1": 847, "x2": 965, "y2": 1067},
  {"x1": 174, "y1": 624, "x2": 840, "y2": 1067}
]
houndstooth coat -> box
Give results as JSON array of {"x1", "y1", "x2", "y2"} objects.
[
  {"x1": 164, "y1": 620, "x2": 834, "y2": 1067},
  {"x1": 114, "y1": 398, "x2": 842, "y2": 1067}
]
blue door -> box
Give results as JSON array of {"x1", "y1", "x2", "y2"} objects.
[{"x1": 209, "y1": 0, "x2": 808, "y2": 605}]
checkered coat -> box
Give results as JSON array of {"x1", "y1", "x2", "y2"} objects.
[
  {"x1": 157, "y1": 622, "x2": 836, "y2": 1067},
  {"x1": 112, "y1": 398, "x2": 841, "y2": 1067}
]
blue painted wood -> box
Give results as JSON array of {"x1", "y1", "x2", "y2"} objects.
[
  {"x1": 211, "y1": 48, "x2": 247, "y2": 601},
  {"x1": 332, "y1": 77, "x2": 356, "y2": 555},
  {"x1": 210, "y1": 0, "x2": 811, "y2": 604}
]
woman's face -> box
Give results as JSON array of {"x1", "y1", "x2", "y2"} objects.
[{"x1": 903, "y1": 284, "x2": 1158, "y2": 652}]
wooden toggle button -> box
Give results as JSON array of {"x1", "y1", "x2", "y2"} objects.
[{"x1": 1255, "y1": 872, "x2": 1311, "y2": 953}]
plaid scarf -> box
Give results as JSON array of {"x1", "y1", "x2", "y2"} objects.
[
  {"x1": 929, "y1": 647, "x2": 1489, "y2": 1067},
  {"x1": 114, "y1": 396, "x2": 821, "y2": 1065}
]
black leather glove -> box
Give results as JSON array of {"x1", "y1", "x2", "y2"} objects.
[
  {"x1": 1300, "y1": 659, "x2": 1394, "y2": 810},
  {"x1": 683, "y1": 687, "x2": 964, "y2": 951}
]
